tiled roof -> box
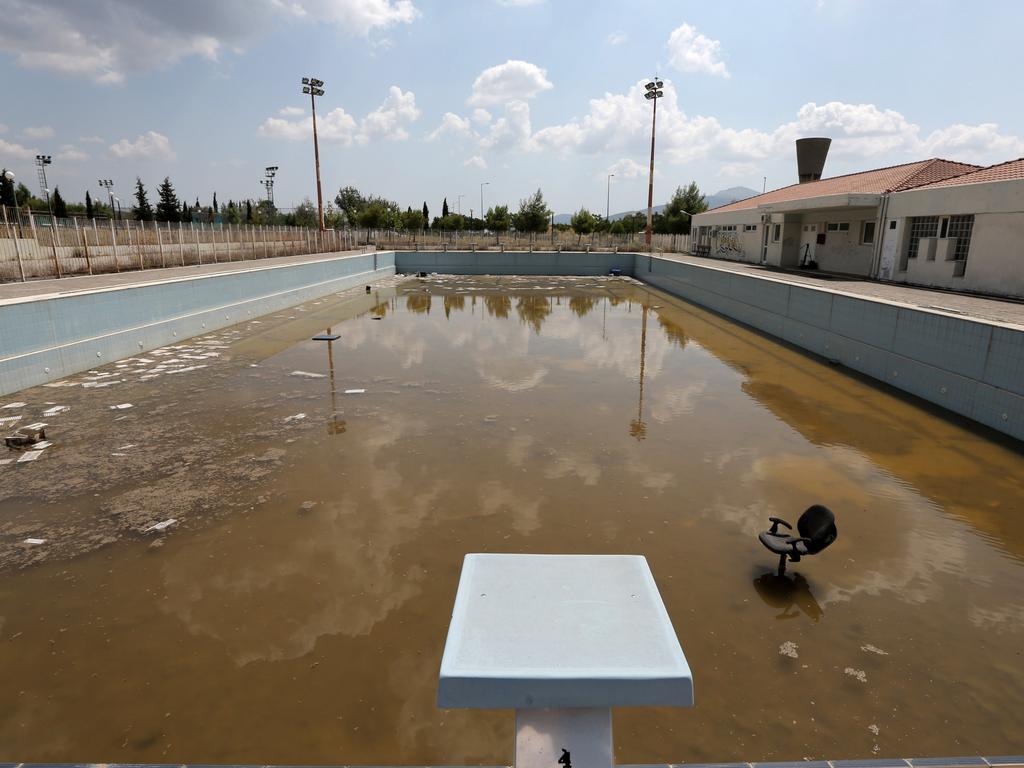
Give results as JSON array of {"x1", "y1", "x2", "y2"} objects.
[
  {"x1": 707, "y1": 159, "x2": 981, "y2": 213},
  {"x1": 909, "y1": 157, "x2": 1024, "y2": 189}
]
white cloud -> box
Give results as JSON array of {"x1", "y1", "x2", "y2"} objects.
[
  {"x1": 0, "y1": 137, "x2": 36, "y2": 161},
  {"x1": 920, "y1": 123, "x2": 1024, "y2": 163},
  {"x1": 667, "y1": 23, "x2": 730, "y2": 78},
  {"x1": 472, "y1": 108, "x2": 492, "y2": 125},
  {"x1": 79, "y1": 135, "x2": 105, "y2": 144},
  {"x1": 428, "y1": 112, "x2": 474, "y2": 141},
  {"x1": 468, "y1": 60, "x2": 553, "y2": 106},
  {"x1": 718, "y1": 161, "x2": 758, "y2": 177},
  {"x1": 260, "y1": 86, "x2": 419, "y2": 145},
  {"x1": 23, "y1": 125, "x2": 55, "y2": 139},
  {"x1": 278, "y1": 106, "x2": 305, "y2": 117},
  {"x1": 56, "y1": 144, "x2": 88, "y2": 162},
  {"x1": 109, "y1": 130, "x2": 175, "y2": 160},
  {"x1": 0, "y1": 0, "x2": 418, "y2": 84},
  {"x1": 606, "y1": 158, "x2": 648, "y2": 179},
  {"x1": 464, "y1": 155, "x2": 487, "y2": 169},
  {"x1": 479, "y1": 100, "x2": 533, "y2": 152},
  {"x1": 606, "y1": 30, "x2": 627, "y2": 46}
]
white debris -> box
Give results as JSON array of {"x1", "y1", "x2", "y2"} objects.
[
  {"x1": 42, "y1": 405, "x2": 69, "y2": 416},
  {"x1": 165, "y1": 365, "x2": 207, "y2": 374},
  {"x1": 24, "y1": 422, "x2": 47, "y2": 430},
  {"x1": 118, "y1": 444, "x2": 136, "y2": 450},
  {"x1": 344, "y1": 389, "x2": 366, "y2": 394},
  {"x1": 284, "y1": 413, "x2": 307, "y2": 422},
  {"x1": 779, "y1": 641, "x2": 799, "y2": 658},
  {"x1": 17, "y1": 450, "x2": 43, "y2": 463},
  {"x1": 0, "y1": 458, "x2": 13, "y2": 466},
  {"x1": 23, "y1": 538, "x2": 46, "y2": 545},
  {"x1": 290, "y1": 370, "x2": 326, "y2": 379},
  {"x1": 844, "y1": 667, "x2": 867, "y2": 683},
  {"x1": 83, "y1": 381, "x2": 121, "y2": 388},
  {"x1": 147, "y1": 519, "x2": 177, "y2": 532},
  {"x1": 31, "y1": 440, "x2": 53, "y2": 449},
  {"x1": 861, "y1": 644, "x2": 889, "y2": 655},
  {"x1": 43, "y1": 381, "x2": 78, "y2": 388},
  {"x1": 868, "y1": 724, "x2": 880, "y2": 735},
  {"x1": 0, "y1": 415, "x2": 22, "y2": 426},
  {"x1": 109, "y1": 403, "x2": 133, "y2": 410},
  {"x1": 2, "y1": 402, "x2": 27, "y2": 409}
]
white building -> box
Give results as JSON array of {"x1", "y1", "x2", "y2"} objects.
[{"x1": 692, "y1": 155, "x2": 1024, "y2": 298}]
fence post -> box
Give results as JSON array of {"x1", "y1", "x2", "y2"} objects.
[
  {"x1": 176, "y1": 222, "x2": 184, "y2": 266},
  {"x1": 75, "y1": 217, "x2": 93, "y2": 275},
  {"x1": 250, "y1": 223, "x2": 257, "y2": 259},
  {"x1": 263, "y1": 226, "x2": 268, "y2": 259},
  {"x1": 3, "y1": 206, "x2": 27, "y2": 282},
  {"x1": 109, "y1": 218, "x2": 120, "y2": 272},
  {"x1": 194, "y1": 221, "x2": 201, "y2": 265},
  {"x1": 155, "y1": 219, "x2": 165, "y2": 267}
]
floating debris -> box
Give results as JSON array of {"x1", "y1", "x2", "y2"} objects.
[
  {"x1": 31, "y1": 440, "x2": 53, "y2": 450},
  {"x1": 2, "y1": 402, "x2": 27, "y2": 409},
  {"x1": 0, "y1": 415, "x2": 22, "y2": 426},
  {"x1": 147, "y1": 519, "x2": 177, "y2": 532},
  {"x1": 5, "y1": 423, "x2": 46, "y2": 448},
  {"x1": 284, "y1": 413, "x2": 307, "y2": 422},
  {"x1": 23, "y1": 538, "x2": 46, "y2": 545},
  {"x1": 312, "y1": 334, "x2": 340, "y2": 342},
  {"x1": 344, "y1": 389, "x2": 366, "y2": 394},
  {"x1": 42, "y1": 405, "x2": 69, "y2": 416},
  {"x1": 17, "y1": 450, "x2": 43, "y2": 463},
  {"x1": 861, "y1": 644, "x2": 889, "y2": 655},
  {"x1": 290, "y1": 370, "x2": 326, "y2": 379},
  {"x1": 868, "y1": 724, "x2": 880, "y2": 735},
  {"x1": 109, "y1": 403, "x2": 134, "y2": 410},
  {"x1": 779, "y1": 641, "x2": 799, "y2": 658},
  {"x1": 844, "y1": 667, "x2": 868, "y2": 683}
]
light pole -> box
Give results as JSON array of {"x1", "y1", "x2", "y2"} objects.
[
  {"x1": 606, "y1": 172, "x2": 615, "y2": 222},
  {"x1": 457, "y1": 194, "x2": 465, "y2": 216},
  {"x1": 480, "y1": 181, "x2": 489, "y2": 224},
  {"x1": 35, "y1": 155, "x2": 53, "y2": 216},
  {"x1": 262, "y1": 166, "x2": 278, "y2": 208},
  {"x1": 113, "y1": 196, "x2": 123, "y2": 221},
  {"x1": 98, "y1": 179, "x2": 116, "y2": 220},
  {"x1": 301, "y1": 76, "x2": 326, "y2": 231},
  {"x1": 643, "y1": 78, "x2": 663, "y2": 251}
]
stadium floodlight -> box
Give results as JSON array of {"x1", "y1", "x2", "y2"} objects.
[
  {"x1": 300, "y1": 76, "x2": 327, "y2": 231},
  {"x1": 641, "y1": 77, "x2": 664, "y2": 250}
]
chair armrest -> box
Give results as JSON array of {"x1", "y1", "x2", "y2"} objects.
[
  {"x1": 785, "y1": 536, "x2": 812, "y2": 550},
  {"x1": 767, "y1": 517, "x2": 792, "y2": 534}
]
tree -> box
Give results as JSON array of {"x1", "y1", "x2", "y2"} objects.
[
  {"x1": 155, "y1": 177, "x2": 180, "y2": 222},
  {"x1": 356, "y1": 201, "x2": 394, "y2": 229},
  {"x1": 512, "y1": 188, "x2": 551, "y2": 234},
  {"x1": 335, "y1": 186, "x2": 368, "y2": 225},
  {"x1": 570, "y1": 207, "x2": 598, "y2": 244},
  {"x1": 15, "y1": 182, "x2": 33, "y2": 207},
  {"x1": 245, "y1": 199, "x2": 252, "y2": 222},
  {"x1": 422, "y1": 202, "x2": 429, "y2": 228},
  {"x1": 660, "y1": 182, "x2": 708, "y2": 235},
  {"x1": 212, "y1": 192, "x2": 219, "y2": 213},
  {"x1": 50, "y1": 186, "x2": 67, "y2": 218},
  {"x1": 180, "y1": 201, "x2": 191, "y2": 222},
  {"x1": 402, "y1": 208, "x2": 426, "y2": 231},
  {"x1": 484, "y1": 205, "x2": 511, "y2": 232},
  {"x1": 442, "y1": 197, "x2": 449, "y2": 218},
  {"x1": 85, "y1": 190, "x2": 94, "y2": 219},
  {"x1": 224, "y1": 200, "x2": 241, "y2": 225},
  {"x1": 132, "y1": 178, "x2": 154, "y2": 221},
  {"x1": 0, "y1": 169, "x2": 15, "y2": 208},
  {"x1": 293, "y1": 197, "x2": 319, "y2": 228}
]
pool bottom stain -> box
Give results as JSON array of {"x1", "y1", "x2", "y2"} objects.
[{"x1": 0, "y1": 275, "x2": 1022, "y2": 765}]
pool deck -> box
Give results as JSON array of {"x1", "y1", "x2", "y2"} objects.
[{"x1": 3, "y1": 248, "x2": 1021, "y2": 330}]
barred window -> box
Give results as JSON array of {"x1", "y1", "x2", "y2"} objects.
[
  {"x1": 907, "y1": 216, "x2": 939, "y2": 259},
  {"x1": 947, "y1": 214, "x2": 974, "y2": 262}
]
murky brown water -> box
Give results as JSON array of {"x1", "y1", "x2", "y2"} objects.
[{"x1": 1, "y1": 275, "x2": 1023, "y2": 764}]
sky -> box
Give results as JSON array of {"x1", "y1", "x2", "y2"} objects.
[{"x1": 1, "y1": 0, "x2": 1023, "y2": 217}]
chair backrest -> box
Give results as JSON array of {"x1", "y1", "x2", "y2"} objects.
[{"x1": 797, "y1": 505, "x2": 837, "y2": 554}]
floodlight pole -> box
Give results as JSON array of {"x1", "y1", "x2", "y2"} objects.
[
  {"x1": 643, "y1": 78, "x2": 663, "y2": 251},
  {"x1": 302, "y1": 76, "x2": 326, "y2": 232},
  {"x1": 480, "y1": 181, "x2": 489, "y2": 222},
  {"x1": 99, "y1": 179, "x2": 116, "y2": 220},
  {"x1": 606, "y1": 173, "x2": 614, "y2": 222}
]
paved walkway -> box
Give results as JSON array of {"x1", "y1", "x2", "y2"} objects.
[
  {"x1": 659, "y1": 252, "x2": 1024, "y2": 328},
  {"x1": 0, "y1": 248, "x2": 371, "y2": 303}
]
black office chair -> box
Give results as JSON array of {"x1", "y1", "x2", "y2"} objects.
[{"x1": 759, "y1": 505, "x2": 837, "y2": 575}]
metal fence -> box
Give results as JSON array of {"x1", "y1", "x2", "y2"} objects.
[
  {"x1": 0, "y1": 206, "x2": 692, "y2": 283},
  {"x1": 0, "y1": 207, "x2": 355, "y2": 282}
]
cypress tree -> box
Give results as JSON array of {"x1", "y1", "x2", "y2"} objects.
[
  {"x1": 212, "y1": 192, "x2": 218, "y2": 213},
  {"x1": 156, "y1": 176, "x2": 180, "y2": 222},
  {"x1": 422, "y1": 202, "x2": 429, "y2": 229},
  {"x1": 134, "y1": 177, "x2": 154, "y2": 221},
  {"x1": 442, "y1": 197, "x2": 449, "y2": 218},
  {"x1": 85, "y1": 190, "x2": 94, "y2": 219},
  {"x1": 245, "y1": 200, "x2": 252, "y2": 222},
  {"x1": 52, "y1": 186, "x2": 68, "y2": 219}
]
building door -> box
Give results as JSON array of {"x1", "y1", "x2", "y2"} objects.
[
  {"x1": 760, "y1": 219, "x2": 769, "y2": 264},
  {"x1": 799, "y1": 223, "x2": 817, "y2": 264}
]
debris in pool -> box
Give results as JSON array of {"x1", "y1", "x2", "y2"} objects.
[
  {"x1": 844, "y1": 667, "x2": 867, "y2": 683},
  {"x1": 291, "y1": 370, "x2": 326, "y2": 379},
  {"x1": 285, "y1": 413, "x2": 307, "y2": 422},
  {"x1": 344, "y1": 389, "x2": 366, "y2": 394},
  {"x1": 5, "y1": 423, "x2": 46, "y2": 448},
  {"x1": 868, "y1": 724, "x2": 880, "y2": 735},
  {"x1": 147, "y1": 519, "x2": 177, "y2": 532},
  {"x1": 2, "y1": 402, "x2": 27, "y2": 409},
  {"x1": 31, "y1": 440, "x2": 53, "y2": 450},
  {"x1": 371, "y1": 316, "x2": 382, "y2": 320},
  {"x1": 23, "y1": 538, "x2": 46, "y2": 545},
  {"x1": 779, "y1": 641, "x2": 799, "y2": 658},
  {"x1": 299, "y1": 501, "x2": 317, "y2": 512},
  {"x1": 249, "y1": 364, "x2": 260, "y2": 368},
  {"x1": 42, "y1": 405, "x2": 69, "y2": 416},
  {"x1": 109, "y1": 403, "x2": 134, "y2": 410},
  {"x1": 483, "y1": 415, "x2": 499, "y2": 423},
  {"x1": 861, "y1": 644, "x2": 888, "y2": 655},
  {"x1": 311, "y1": 334, "x2": 340, "y2": 342},
  {"x1": 17, "y1": 450, "x2": 43, "y2": 463},
  {"x1": 0, "y1": 415, "x2": 22, "y2": 426}
]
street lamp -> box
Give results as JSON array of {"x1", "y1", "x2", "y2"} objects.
[
  {"x1": 642, "y1": 78, "x2": 663, "y2": 251},
  {"x1": 98, "y1": 179, "x2": 116, "y2": 220},
  {"x1": 480, "y1": 181, "x2": 489, "y2": 224},
  {"x1": 2, "y1": 169, "x2": 14, "y2": 208},
  {"x1": 606, "y1": 173, "x2": 615, "y2": 222},
  {"x1": 113, "y1": 196, "x2": 123, "y2": 221},
  {"x1": 262, "y1": 166, "x2": 278, "y2": 207},
  {"x1": 35, "y1": 154, "x2": 53, "y2": 216},
  {"x1": 301, "y1": 76, "x2": 326, "y2": 231}
]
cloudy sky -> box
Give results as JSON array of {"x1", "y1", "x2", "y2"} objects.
[{"x1": 1, "y1": 0, "x2": 1022, "y2": 215}]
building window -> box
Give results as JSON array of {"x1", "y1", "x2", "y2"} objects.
[
  {"x1": 947, "y1": 214, "x2": 974, "y2": 263},
  {"x1": 889, "y1": 220, "x2": 897, "y2": 230},
  {"x1": 939, "y1": 217, "x2": 949, "y2": 238},
  {"x1": 827, "y1": 222, "x2": 850, "y2": 232},
  {"x1": 861, "y1": 221, "x2": 876, "y2": 245},
  {"x1": 907, "y1": 215, "x2": 940, "y2": 259},
  {"x1": 744, "y1": 224, "x2": 757, "y2": 232},
  {"x1": 772, "y1": 223, "x2": 781, "y2": 242}
]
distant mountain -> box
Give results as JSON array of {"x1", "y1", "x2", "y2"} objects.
[{"x1": 553, "y1": 186, "x2": 759, "y2": 224}]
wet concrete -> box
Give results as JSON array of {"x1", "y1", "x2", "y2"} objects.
[{"x1": 0, "y1": 275, "x2": 1022, "y2": 764}]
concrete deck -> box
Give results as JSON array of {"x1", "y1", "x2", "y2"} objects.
[
  {"x1": 0, "y1": 247, "x2": 372, "y2": 304},
  {"x1": 658, "y1": 252, "x2": 1024, "y2": 329}
]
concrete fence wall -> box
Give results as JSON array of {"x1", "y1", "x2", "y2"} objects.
[
  {"x1": 395, "y1": 249, "x2": 637, "y2": 275},
  {"x1": 0, "y1": 251, "x2": 395, "y2": 396}
]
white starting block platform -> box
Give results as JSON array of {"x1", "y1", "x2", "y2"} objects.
[{"x1": 438, "y1": 554, "x2": 693, "y2": 768}]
